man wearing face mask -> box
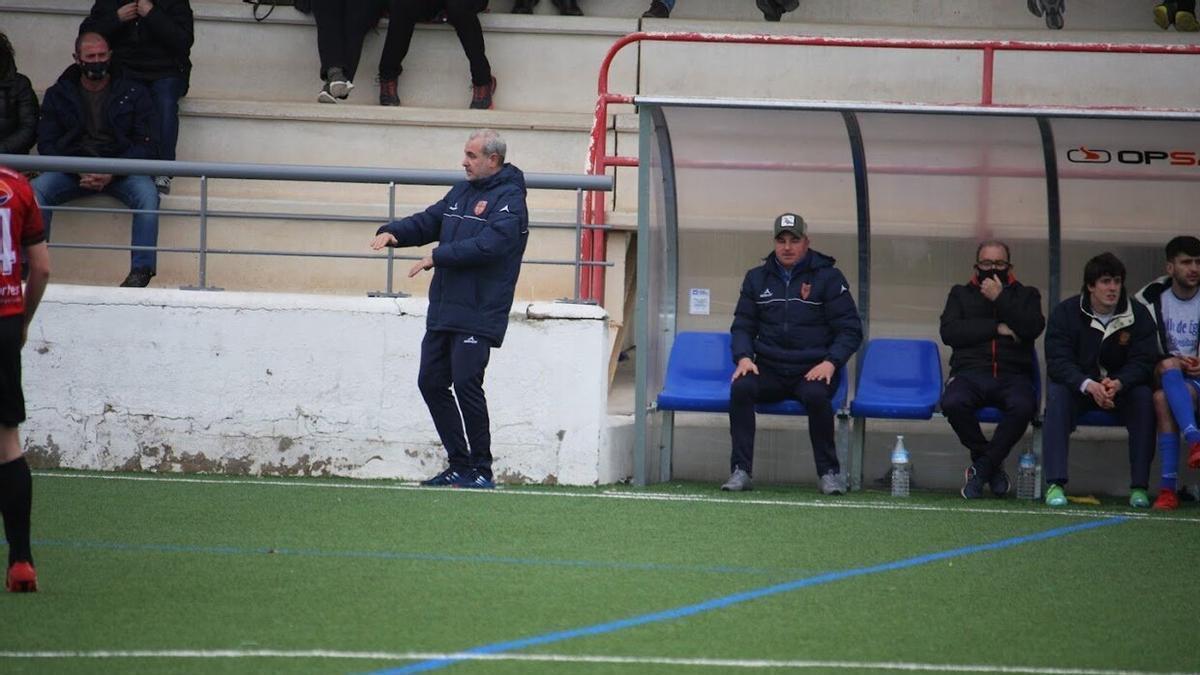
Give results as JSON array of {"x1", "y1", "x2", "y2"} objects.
[
  {"x1": 32, "y1": 31, "x2": 159, "y2": 288},
  {"x1": 939, "y1": 240, "x2": 1045, "y2": 499}
]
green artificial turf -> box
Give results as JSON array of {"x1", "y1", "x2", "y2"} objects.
[{"x1": 1, "y1": 471, "x2": 1197, "y2": 674}]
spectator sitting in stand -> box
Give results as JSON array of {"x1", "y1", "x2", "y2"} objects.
[
  {"x1": 81, "y1": 0, "x2": 193, "y2": 196},
  {"x1": 1155, "y1": 1, "x2": 1199, "y2": 31},
  {"x1": 377, "y1": 0, "x2": 497, "y2": 109},
  {"x1": 0, "y1": 31, "x2": 37, "y2": 157},
  {"x1": 32, "y1": 32, "x2": 160, "y2": 288},
  {"x1": 311, "y1": 0, "x2": 381, "y2": 104},
  {"x1": 512, "y1": 0, "x2": 582, "y2": 15}
]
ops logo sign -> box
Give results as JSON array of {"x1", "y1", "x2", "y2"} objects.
[{"x1": 1067, "y1": 146, "x2": 1200, "y2": 166}]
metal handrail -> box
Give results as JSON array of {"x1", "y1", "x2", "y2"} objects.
[
  {"x1": 581, "y1": 30, "x2": 1200, "y2": 303},
  {"x1": 0, "y1": 154, "x2": 614, "y2": 298}
]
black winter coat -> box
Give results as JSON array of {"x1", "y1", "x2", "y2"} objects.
[
  {"x1": 376, "y1": 164, "x2": 529, "y2": 346},
  {"x1": 730, "y1": 249, "x2": 862, "y2": 373},
  {"x1": 940, "y1": 274, "x2": 1045, "y2": 378},
  {"x1": 1045, "y1": 291, "x2": 1157, "y2": 392},
  {"x1": 37, "y1": 65, "x2": 158, "y2": 160},
  {"x1": 81, "y1": 0, "x2": 194, "y2": 87},
  {"x1": 0, "y1": 73, "x2": 37, "y2": 155}
]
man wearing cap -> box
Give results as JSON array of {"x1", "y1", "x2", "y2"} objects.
[
  {"x1": 939, "y1": 240, "x2": 1044, "y2": 500},
  {"x1": 724, "y1": 213, "x2": 863, "y2": 493}
]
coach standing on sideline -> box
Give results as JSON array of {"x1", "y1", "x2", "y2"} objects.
[{"x1": 371, "y1": 129, "x2": 528, "y2": 490}]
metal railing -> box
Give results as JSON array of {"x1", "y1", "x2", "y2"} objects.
[
  {"x1": 0, "y1": 154, "x2": 614, "y2": 299},
  {"x1": 581, "y1": 30, "x2": 1200, "y2": 304}
]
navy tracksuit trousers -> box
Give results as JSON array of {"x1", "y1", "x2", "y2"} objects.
[
  {"x1": 418, "y1": 330, "x2": 494, "y2": 480},
  {"x1": 728, "y1": 365, "x2": 839, "y2": 477}
]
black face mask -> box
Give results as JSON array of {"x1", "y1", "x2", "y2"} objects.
[
  {"x1": 81, "y1": 60, "x2": 110, "y2": 81},
  {"x1": 975, "y1": 267, "x2": 1007, "y2": 284}
]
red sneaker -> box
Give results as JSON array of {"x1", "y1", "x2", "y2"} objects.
[
  {"x1": 1188, "y1": 440, "x2": 1200, "y2": 469},
  {"x1": 6, "y1": 561, "x2": 37, "y2": 592},
  {"x1": 1153, "y1": 488, "x2": 1180, "y2": 511}
]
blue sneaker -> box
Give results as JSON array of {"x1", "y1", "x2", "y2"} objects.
[
  {"x1": 419, "y1": 468, "x2": 464, "y2": 487},
  {"x1": 455, "y1": 471, "x2": 496, "y2": 489}
]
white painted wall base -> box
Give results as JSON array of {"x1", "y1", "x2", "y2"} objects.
[{"x1": 21, "y1": 286, "x2": 616, "y2": 485}]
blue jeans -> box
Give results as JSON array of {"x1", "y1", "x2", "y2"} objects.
[
  {"x1": 144, "y1": 77, "x2": 187, "y2": 163},
  {"x1": 31, "y1": 171, "x2": 160, "y2": 272}
]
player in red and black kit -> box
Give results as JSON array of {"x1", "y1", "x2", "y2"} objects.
[{"x1": 0, "y1": 166, "x2": 50, "y2": 592}]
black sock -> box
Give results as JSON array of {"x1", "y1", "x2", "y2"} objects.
[{"x1": 0, "y1": 456, "x2": 32, "y2": 566}]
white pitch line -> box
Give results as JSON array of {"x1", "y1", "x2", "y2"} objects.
[
  {"x1": 0, "y1": 649, "x2": 1193, "y2": 675},
  {"x1": 32, "y1": 471, "x2": 1200, "y2": 524}
]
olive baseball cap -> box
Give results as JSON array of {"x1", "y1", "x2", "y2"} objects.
[{"x1": 773, "y1": 213, "x2": 806, "y2": 238}]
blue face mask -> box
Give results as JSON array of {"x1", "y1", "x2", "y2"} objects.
[{"x1": 81, "y1": 60, "x2": 110, "y2": 80}]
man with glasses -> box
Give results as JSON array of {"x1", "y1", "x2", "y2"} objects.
[{"x1": 939, "y1": 240, "x2": 1045, "y2": 499}]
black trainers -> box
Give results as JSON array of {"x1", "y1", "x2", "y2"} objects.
[
  {"x1": 961, "y1": 465, "x2": 985, "y2": 499},
  {"x1": 469, "y1": 76, "x2": 496, "y2": 110},
  {"x1": 454, "y1": 470, "x2": 496, "y2": 489},
  {"x1": 119, "y1": 267, "x2": 155, "y2": 288},
  {"x1": 989, "y1": 468, "x2": 1010, "y2": 497},
  {"x1": 512, "y1": 0, "x2": 537, "y2": 12},
  {"x1": 379, "y1": 77, "x2": 399, "y2": 106},
  {"x1": 420, "y1": 468, "x2": 465, "y2": 486},
  {"x1": 642, "y1": 0, "x2": 671, "y2": 18},
  {"x1": 1040, "y1": 0, "x2": 1065, "y2": 28},
  {"x1": 756, "y1": 0, "x2": 799, "y2": 21},
  {"x1": 154, "y1": 176, "x2": 172, "y2": 195}
]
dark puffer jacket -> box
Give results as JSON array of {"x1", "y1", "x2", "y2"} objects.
[
  {"x1": 376, "y1": 163, "x2": 529, "y2": 346},
  {"x1": 940, "y1": 274, "x2": 1045, "y2": 378},
  {"x1": 37, "y1": 65, "x2": 158, "y2": 159},
  {"x1": 80, "y1": 0, "x2": 194, "y2": 88},
  {"x1": 1045, "y1": 291, "x2": 1157, "y2": 392},
  {"x1": 0, "y1": 72, "x2": 37, "y2": 155},
  {"x1": 730, "y1": 249, "x2": 862, "y2": 373}
]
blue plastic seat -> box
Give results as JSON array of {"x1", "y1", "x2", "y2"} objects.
[
  {"x1": 849, "y1": 338, "x2": 943, "y2": 420},
  {"x1": 657, "y1": 331, "x2": 848, "y2": 414}
]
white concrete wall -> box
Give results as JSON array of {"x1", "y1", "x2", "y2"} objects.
[{"x1": 20, "y1": 285, "x2": 617, "y2": 485}]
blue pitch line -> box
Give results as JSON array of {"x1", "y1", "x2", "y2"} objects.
[
  {"x1": 30, "y1": 539, "x2": 807, "y2": 578},
  {"x1": 374, "y1": 516, "x2": 1130, "y2": 675}
]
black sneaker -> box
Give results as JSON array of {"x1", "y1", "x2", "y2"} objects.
[
  {"x1": 989, "y1": 468, "x2": 1010, "y2": 497},
  {"x1": 379, "y1": 77, "x2": 399, "y2": 106},
  {"x1": 961, "y1": 465, "x2": 985, "y2": 499},
  {"x1": 642, "y1": 0, "x2": 671, "y2": 18},
  {"x1": 119, "y1": 267, "x2": 155, "y2": 288},
  {"x1": 419, "y1": 468, "x2": 465, "y2": 486},
  {"x1": 454, "y1": 470, "x2": 496, "y2": 489},
  {"x1": 154, "y1": 176, "x2": 172, "y2": 195},
  {"x1": 1041, "y1": 0, "x2": 1065, "y2": 28},
  {"x1": 469, "y1": 76, "x2": 496, "y2": 110}
]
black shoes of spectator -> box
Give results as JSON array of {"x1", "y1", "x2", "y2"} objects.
[
  {"x1": 379, "y1": 77, "x2": 400, "y2": 106},
  {"x1": 120, "y1": 268, "x2": 155, "y2": 288},
  {"x1": 154, "y1": 176, "x2": 172, "y2": 195},
  {"x1": 1028, "y1": 0, "x2": 1065, "y2": 29},
  {"x1": 512, "y1": 0, "x2": 582, "y2": 15},
  {"x1": 757, "y1": 0, "x2": 799, "y2": 21},
  {"x1": 642, "y1": 0, "x2": 670, "y2": 18},
  {"x1": 470, "y1": 76, "x2": 497, "y2": 110}
]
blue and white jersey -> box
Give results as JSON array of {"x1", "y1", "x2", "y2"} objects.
[{"x1": 1161, "y1": 289, "x2": 1200, "y2": 357}]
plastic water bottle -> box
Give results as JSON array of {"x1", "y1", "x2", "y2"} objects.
[
  {"x1": 890, "y1": 435, "x2": 911, "y2": 497},
  {"x1": 1016, "y1": 451, "x2": 1038, "y2": 500}
]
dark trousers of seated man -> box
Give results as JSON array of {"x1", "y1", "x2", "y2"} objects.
[
  {"x1": 941, "y1": 372, "x2": 1037, "y2": 477},
  {"x1": 1042, "y1": 381, "x2": 1155, "y2": 489},
  {"x1": 381, "y1": 0, "x2": 492, "y2": 87},
  {"x1": 728, "y1": 364, "x2": 838, "y2": 477},
  {"x1": 418, "y1": 330, "x2": 494, "y2": 480}
]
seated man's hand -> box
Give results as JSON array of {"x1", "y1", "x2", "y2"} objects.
[
  {"x1": 996, "y1": 322, "x2": 1019, "y2": 342},
  {"x1": 79, "y1": 173, "x2": 112, "y2": 191},
  {"x1": 137, "y1": 0, "x2": 154, "y2": 17},
  {"x1": 805, "y1": 360, "x2": 835, "y2": 384},
  {"x1": 1101, "y1": 377, "x2": 1123, "y2": 398},
  {"x1": 1086, "y1": 380, "x2": 1114, "y2": 409},
  {"x1": 370, "y1": 232, "x2": 398, "y2": 250},
  {"x1": 731, "y1": 357, "x2": 758, "y2": 382},
  {"x1": 980, "y1": 276, "x2": 1002, "y2": 301},
  {"x1": 117, "y1": 2, "x2": 138, "y2": 21},
  {"x1": 1183, "y1": 355, "x2": 1200, "y2": 378}
]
